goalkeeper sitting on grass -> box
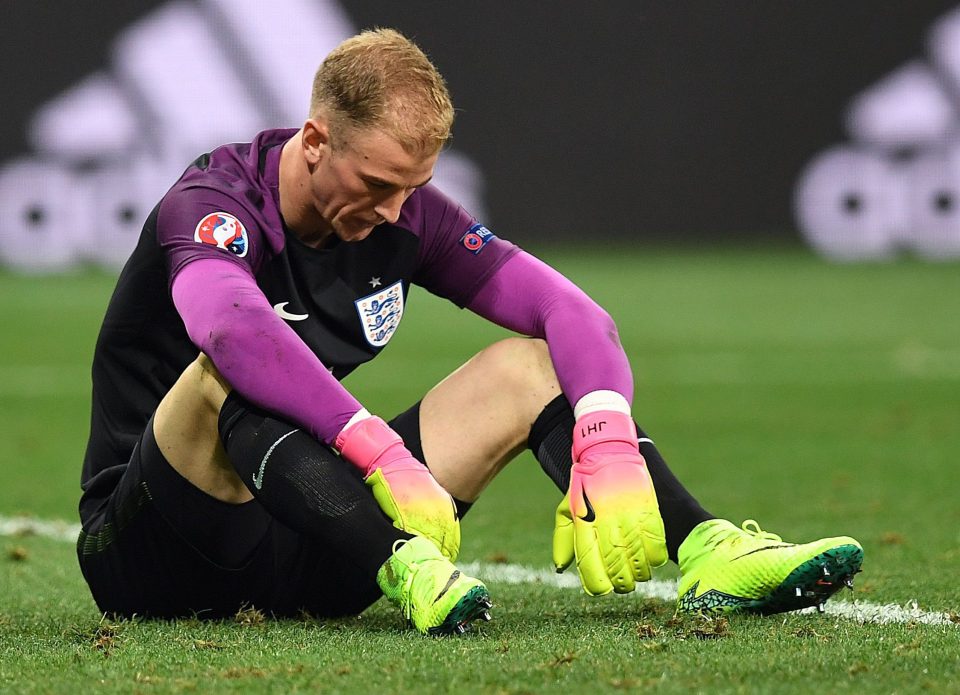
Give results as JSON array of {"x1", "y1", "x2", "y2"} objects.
[{"x1": 77, "y1": 28, "x2": 862, "y2": 635}]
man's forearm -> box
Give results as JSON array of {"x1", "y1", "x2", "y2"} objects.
[
  {"x1": 466, "y1": 250, "x2": 634, "y2": 406},
  {"x1": 172, "y1": 257, "x2": 362, "y2": 445}
]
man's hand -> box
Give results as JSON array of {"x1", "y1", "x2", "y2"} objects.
[
  {"x1": 336, "y1": 415, "x2": 460, "y2": 560},
  {"x1": 553, "y1": 410, "x2": 667, "y2": 595}
]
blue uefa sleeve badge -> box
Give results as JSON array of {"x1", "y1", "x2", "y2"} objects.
[{"x1": 459, "y1": 223, "x2": 496, "y2": 255}]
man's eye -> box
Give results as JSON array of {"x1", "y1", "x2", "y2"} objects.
[{"x1": 366, "y1": 180, "x2": 390, "y2": 189}]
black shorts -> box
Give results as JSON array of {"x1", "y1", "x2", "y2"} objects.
[{"x1": 77, "y1": 403, "x2": 425, "y2": 619}]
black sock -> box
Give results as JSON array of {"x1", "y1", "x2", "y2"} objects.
[
  {"x1": 529, "y1": 395, "x2": 714, "y2": 563},
  {"x1": 218, "y1": 392, "x2": 410, "y2": 578},
  {"x1": 384, "y1": 399, "x2": 474, "y2": 519}
]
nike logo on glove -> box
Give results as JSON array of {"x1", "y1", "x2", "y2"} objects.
[{"x1": 578, "y1": 491, "x2": 597, "y2": 523}]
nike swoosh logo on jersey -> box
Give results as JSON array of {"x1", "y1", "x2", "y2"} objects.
[
  {"x1": 252, "y1": 429, "x2": 299, "y2": 490},
  {"x1": 273, "y1": 302, "x2": 308, "y2": 321},
  {"x1": 577, "y1": 491, "x2": 597, "y2": 523}
]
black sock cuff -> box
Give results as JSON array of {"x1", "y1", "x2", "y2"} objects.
[
  {"x1": 217, "y1": 390, "x2": 249, "y2": 446},
  {"x1": 529, "y1": 394, "x2": 574, "y2": 455},
  {"x1": 529, "y1": 395, "x2": 576, "y2": 492},
  {"x1": 452, "y1": 497, "x2": 473, "y2": 519}
]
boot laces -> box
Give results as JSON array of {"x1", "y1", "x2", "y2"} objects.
[{"x1": 740, "y1": 519, "x2": 783, "y2": 543}]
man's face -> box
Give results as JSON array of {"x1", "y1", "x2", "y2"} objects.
[{"x1": 308, "y1": 124, "x2": 438, "y2": 243}]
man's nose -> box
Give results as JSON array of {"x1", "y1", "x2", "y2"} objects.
[{"x1": 374, "y1": 190, "x2": 407, "y2": 224}]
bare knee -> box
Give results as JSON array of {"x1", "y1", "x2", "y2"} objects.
[
  {"x1": 446, "y1": 337, "x2": 562, "y2": 434},
  {"x1": 472, "y1": 337, "x2": 561, "y2": 408}
]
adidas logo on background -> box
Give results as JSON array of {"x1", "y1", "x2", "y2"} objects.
[
  {"x1": 0, "y1": 0, "x2": 487, "y2": 273},
  {"x1": 793, "y1": 4, "x2": 960, "y2": 261}
]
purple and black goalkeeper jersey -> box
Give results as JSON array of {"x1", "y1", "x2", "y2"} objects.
[{"x1": 81, "y1": 128, "x2": 517, "y2": 505}]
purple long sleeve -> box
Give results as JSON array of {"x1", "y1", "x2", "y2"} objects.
[
  {"x1": 171, "y1": 257, "x2": 362, "y2": 444},
  {"x1": 466, "y1": 251, "x2": 634, "y2": 406}
]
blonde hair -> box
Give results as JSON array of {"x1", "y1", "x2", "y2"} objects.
[{"x1": 310, "y1": 28, "x2": 454, "y2": 155}]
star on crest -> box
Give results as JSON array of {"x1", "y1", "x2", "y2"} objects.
[{"x1": 369, "y1": 277, "x2": 382, "y2": 288}]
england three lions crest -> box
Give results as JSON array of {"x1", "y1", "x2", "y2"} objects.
[{"x1": 355, "y1": 280, "x2": 404, "y2": 348}]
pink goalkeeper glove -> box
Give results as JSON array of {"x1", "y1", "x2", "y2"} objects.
[
  {"x1": 336, "y1": 415, "x2": 460, "y2": 560},
  {"x1": 553, "y1": 409, "x2": 668, "y2": 595}
]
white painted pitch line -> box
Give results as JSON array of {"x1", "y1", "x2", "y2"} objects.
[
  {"x1": 2, "y1": 515, "x2": 955, "y2": 628},
  {"x1": 463, "y1": 566, "x2": 960, "y2": 628},
  {"x1": 461, "y1": 561, "x2": 679, "y2": 599},
  {"x1": 0, "y1": 515, "x2": 82, "y2": 543}
]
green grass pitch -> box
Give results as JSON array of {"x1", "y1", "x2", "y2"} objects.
[{"x1": 0, "y1": 245, "x2": 958, "y2": 693}]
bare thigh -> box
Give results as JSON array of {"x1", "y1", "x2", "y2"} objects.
[{"x1": 153, "y1": 353, "x2": 251, "y2": 503}]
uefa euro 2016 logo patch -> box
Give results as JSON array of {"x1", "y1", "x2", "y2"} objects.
[
  {"x1": 354, "y1": 280, "x2": 404, "y2": 348},
  {"x1": 459, "y1": 223, "x2": 496, "y2": 255},
  {"x1": 194, "y1": 212, "x2": 249, "y2": 257}
]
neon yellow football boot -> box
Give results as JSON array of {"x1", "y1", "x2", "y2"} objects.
[
  {"x1": 677, "y1": 519, "x2": 863, "y2": 615},
  {"x1": 377, "y1": 536, "x2": 492, "y2": 635}
]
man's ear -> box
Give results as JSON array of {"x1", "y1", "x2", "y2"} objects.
[{"x1": 301, "y1": 118, "x2": 331, "y2": 165}]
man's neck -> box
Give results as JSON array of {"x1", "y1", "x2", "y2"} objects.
[{"x1": 278, "y1": 132, "x2": 335, "y2": 248}]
